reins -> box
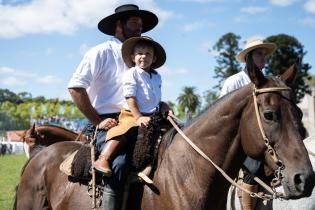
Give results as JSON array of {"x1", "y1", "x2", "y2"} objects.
[{"x1": 167, "y1": 85, "x2": 292, "y2": 201}]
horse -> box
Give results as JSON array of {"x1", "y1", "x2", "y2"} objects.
[
  {"x1": 20, "y1": 124, "x2": 87, "y2": 158},
  {"x1": 227, "y1": 135, "x2": 315, "y2": 210},
  {"x1": 14, "y1": 64, "x2": 315, "y2": 210}
]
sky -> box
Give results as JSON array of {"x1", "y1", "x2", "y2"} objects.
[{"x1": 0, "y1": 0, "x2": 315, "y2": 105}]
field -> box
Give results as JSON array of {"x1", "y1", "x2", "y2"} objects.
[{"x1": 0, "y1": 154, "x2": 27, "y2": 210}]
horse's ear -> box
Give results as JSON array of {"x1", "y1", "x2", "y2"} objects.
[
  {"x1": 247, "y1": 66, "x2": 267, "y2": 87},
  {"x1": 279, "y1": 63, "x2": 298, "y2": 87},
  {"x1": 246, "y1": 53, "x2": 267, "y2": 87},
  {"x1": 31, "y1": 123, "x2": 36, "y2": 135}
]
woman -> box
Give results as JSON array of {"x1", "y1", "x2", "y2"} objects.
[{"x1": 220, "y1": 39, "x2": 277, "y2": 210}]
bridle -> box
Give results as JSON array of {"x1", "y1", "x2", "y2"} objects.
[
  {"x1": 167, "y1": 85, "x2": 292, "y2": 200},
  {"x1": 253, "y1": 86, "x2": 291, "y2": 191}
]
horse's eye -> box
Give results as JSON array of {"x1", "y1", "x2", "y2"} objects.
[{"x1": 263, "y1": 111, "x2": 275, "y2": 121}]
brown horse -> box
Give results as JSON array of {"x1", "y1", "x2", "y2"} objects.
[
  {"x1": 20, "y1": 124, "x2": 87, "y2": 158},
  {"x1": 14, "y1": 64, "x2": 315, "y2": 210}
]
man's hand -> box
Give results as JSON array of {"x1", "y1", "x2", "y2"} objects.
[
  {"x1": 136, "y1": 116, "x2": 151, "y2": 127},
  {"x1": 98, "y1": 118, "x2": 118, "y2": 130}
]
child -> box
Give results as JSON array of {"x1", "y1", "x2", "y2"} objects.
[{"x1": 94, "y1": 36, "x2": 167, "y2": 176}]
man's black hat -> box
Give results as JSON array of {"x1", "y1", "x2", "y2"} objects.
[{"x1": 98, "y1": 4, "x2": 158, "y2": 35}]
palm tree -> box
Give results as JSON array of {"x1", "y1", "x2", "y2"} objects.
[{"x1": 177, "y1": 86, "x2": 201, "y2": 120}]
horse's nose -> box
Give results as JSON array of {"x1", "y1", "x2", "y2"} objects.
[{"x1": 293, "y1": 171, "x2": 315, "y2": 196}]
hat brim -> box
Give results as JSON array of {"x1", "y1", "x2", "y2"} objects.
[
  {"x1": 236, "y1": 43, "x2": 276, "y2": 63},
  {"x1": 98, "y1": 10, "x2": 158, "y2": 35},
  {"x1": 122, "y1": 37, "x2": 166, "y2": 69}
]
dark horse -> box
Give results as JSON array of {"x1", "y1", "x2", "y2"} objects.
[
  {"x1": 14, "y1": 65, "x2": 315, "y2": 210},
  {"x1": 20, "y1": 124, "x2": 87, "y2": 159}
]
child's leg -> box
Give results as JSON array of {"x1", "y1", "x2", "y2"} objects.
[{"x1": 94, "y1": 135, "x2": 127, "y2": 176}]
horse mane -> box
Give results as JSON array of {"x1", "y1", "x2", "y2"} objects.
[
  {"x1": 181, "y1": 90, "x2": 240, "y2": 130},
  {"x1": 36, "y1": 124, "x2": 78, "y2": 135},
  {"x1": 190, "y1": 76, "x2": 285, "y2": 126}
]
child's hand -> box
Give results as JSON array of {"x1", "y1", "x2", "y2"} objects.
[
  {"x1": 136, "y1": 116, "x2": 151, "y2": 127},
  {"x1": 160, "y1": 101, "x2": 172, "y2": 117}
]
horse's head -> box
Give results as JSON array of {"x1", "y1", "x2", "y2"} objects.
[
  {"x1": 240, "y1": 63, "x2": 315, "y2": 199},
  {"x1": 21, "y1": 123, "x2": 44, "y2": 159}
]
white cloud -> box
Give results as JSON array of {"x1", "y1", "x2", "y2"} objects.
[
  {"x1": 240, "y1": 6, "x2": 269, "y2": 14},
  {"x1": 199, "y1": 41, "x2": 219, "y2": 56},
  {"x1": 183, "y1": 22, "x2": 203, "y2": 32},
  {"x1": 45, "y1": 48, "x2": 53, "y2": 56},
  {"x1": 0, "y1": 66, "x2": 61, "y2": 85},
  {"x1": 158, "y1": 65, "x2": 191, "y2": 90},
  {"x1": 36, "y1": 75, "x2": 61, "y2": 84},
  {"x1": 0, "y1": 66, "x2": 15, "y2": 74},
  {"x1": 0, "y1": 66, "x2": 36, "y2": 77},
  {"x1": 158, "y1": 65, "x2": 189, "y2": 77},
  {"x1": 234, "y1": 15, "x2": 250, "y2": 23},
  {"x1": 79, "y1": 43, "x2": 90, "y2": 56},
  {"x1": 182, "y1": 20, "x2": 215, "y2": 32},
  {"x1": 304, "y1": 0, "x2": 315, "y2": 13},
  {"x1": 0, "y1": 76, "x2": 26, "y2": 86},
  {"x1": 180, "y1": 0, "x2": 225, "y2": 2},
  {"x1": 298, "y1": 17, "x2": 315, "y2": 27},
  {"x1": 0, "y1": 0, "x2": 173, "y2": 39},
  {"x1": 269, "y1": 0, "x2": 297, "y2": 7}
]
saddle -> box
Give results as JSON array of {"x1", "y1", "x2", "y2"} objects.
[{"x1": 60, "y1": 113, "x2": 173, "y2": 183}]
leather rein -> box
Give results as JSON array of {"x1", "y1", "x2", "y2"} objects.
[{"x1": 167, "y1": 85, "x2": 292, "y2": 200}]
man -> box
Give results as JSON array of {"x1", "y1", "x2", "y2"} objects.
[
  {"x1": 68, "y1": 4, "x2": 158, "y2": 210},
  {"x1": 220, "y1": 39, "x2": 277, "y2": 210}
]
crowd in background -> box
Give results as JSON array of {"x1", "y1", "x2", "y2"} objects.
[{"x1": 30, "y1": 115, "x2": 87, "y2": 132}]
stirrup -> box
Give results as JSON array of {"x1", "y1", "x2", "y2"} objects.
[
  {"x1": 93, "y1": 165, "x2": 112, "y2": 177},
  {"x1": 93, "y1": 155, "x2": 112, "y2": 177},
  {"x1": 137, "y1": 166, "x2": 153, "y2": 184},
  {"x1": 138, "y1": 172, "x2": 153, "y2": 184}
]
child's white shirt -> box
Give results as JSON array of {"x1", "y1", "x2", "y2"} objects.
[{"x1": 123, "y1": 66, "x2": 161, "y2": 113}]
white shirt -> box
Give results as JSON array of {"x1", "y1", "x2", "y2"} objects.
[
  {"x1": 219, "y1": 70, "x2": 251, "y2": 97},
  {"x1": 123, "y1": 66, "x2": 162, "y2": 113},
  {"x1": 68, "y1": 37, "x2": 128, "y2": 114}
]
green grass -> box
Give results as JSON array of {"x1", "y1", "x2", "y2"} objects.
[{"x1": 0, "y1": 154, "x2": 27, "y2": 210}]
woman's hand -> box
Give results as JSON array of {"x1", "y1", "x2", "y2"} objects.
[
  {"x1": 136, "y1": 116, "x2": 151, "y2": 127},
  {"x1": 98, "y1": 118, "x2": 117, "y2": 130}
]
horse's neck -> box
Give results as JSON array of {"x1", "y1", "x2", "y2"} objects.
[{"x1": 148, "y1": 87, "x2": 251, "y2": 209}]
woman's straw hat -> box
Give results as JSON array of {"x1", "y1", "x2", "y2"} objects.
[
  {"x1": 122, "y1": 36, "x2": 166, "y2": 69},
  {"x1": 236, "y1": 39, "x2": 276, "y2": 63}
]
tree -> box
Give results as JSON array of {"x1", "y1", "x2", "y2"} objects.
[
  {"x1": 265, "y1": 34, "x2": 312, "y2": 103},
  {"x1": 308, "y1": 75, "x2": 315, "y2": 87},
  {"x1": 18, "y1": 92, "x2": 32, "y2": 102},
  {"x1": 203, "y1": 90, "x2": 218, "y2": 109},
  {"x1": 177, "y1": 86, "x2": 201, "y2": 120},
  {"x1": 0, "y1": 88, "x2": 22, "y2": 104},
  {"x1": 213, "y1": 32, "x2": 242, "y2": 90}
]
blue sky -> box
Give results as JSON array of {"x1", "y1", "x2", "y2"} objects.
[{"x1": 0, "y1": 0, "x2": 314, "y2": 104}]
